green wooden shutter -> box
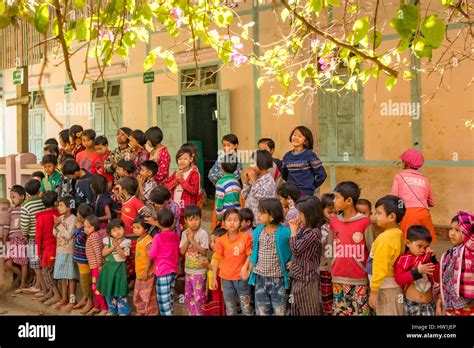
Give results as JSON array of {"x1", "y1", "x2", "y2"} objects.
[
  {"x1": 157, "y1": 96, "x2": 183, "y2": 172},
  {"x1": 106, "y1": 103, "x2": 121, "y2": 149},
  {"x1": 216, "y1": 90, "x2": 231, "y2": 147},
  {"x1": 28, "y1": 108, "x2": 45, "y2": 161}
]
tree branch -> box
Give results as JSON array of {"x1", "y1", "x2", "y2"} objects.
[{"x1": 280, "y1": 0, "x2": 399, "y2": 77}]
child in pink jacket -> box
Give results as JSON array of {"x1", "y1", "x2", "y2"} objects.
[{"x1": 391, "y1": 149, "x2": 436, "y2": 242}]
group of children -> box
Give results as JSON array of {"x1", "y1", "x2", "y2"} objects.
[{"x1": 0, "y1": 123, "x2": 472, "y2": 316}]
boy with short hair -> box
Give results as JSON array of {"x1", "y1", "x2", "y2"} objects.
[
  {"x1": 257, "y1": 137, "x2": 283, "y2": 186},
  {"x1": 76, "y1": 129, "x2": 100, "y2": 174},
  {"x1": 395, "y1": 225, "x2": 440, "y2": 316},
  {"x1": 138, "y1": 160, "x2": 158, "y2": 209},
  {"x1": 94, "y1": 135, "x2": 114, "y2": 187},
  {"x1": 40, "y1": 155, "x2": 62, "y2": 193},
  {"x1": 61, "y1": 159, "x2": 95, "y2": 206},
  {"x1": 215, "y1": 154, "x2": 241, "y2": 222},
  {"x1": 356, "y1": 199, "x2": 373, "y2": 218},
  {"x1": 277, "y1": 182, "x2": 301, "y2": 227},
  {"x1": 367, "y1": 195, "x2": 406, "y2": 315},
  {"x1": 239, "y1": 208, "x2": 254, "y2": 235},
  {"x1": 327, "y1": 181, "x2": 375, "y2": 316},
  {"x1": 21, "y1": 179, "x2": 47, "y2": 295},
  {"x1": 179, "y1": 205, "x2": 209, "y2": 315}
]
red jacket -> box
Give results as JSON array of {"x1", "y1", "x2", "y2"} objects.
[
  {"x1": 163, "y1": 166, "x2": 201, "y2": 215},
  {"x1": 329, "y1": 214, "x2": 374, "y2": 285},
  {"x1": 36, "y1": 209, "x2": 60, "y2": 254},
  {"x1": 394, "y1": 251, "x2": 440, "y2": 292}
]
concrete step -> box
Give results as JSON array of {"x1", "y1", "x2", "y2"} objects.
[{"x1": 4, "y1": 276, "x2": 188, "y2": 316}]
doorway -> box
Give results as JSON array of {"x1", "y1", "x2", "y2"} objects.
[
  {"x1": 185, "y1": 93, "x2": 218, "y2": 199},
  {"x1": 28, "y1": 91, "x2": 45, "y2": 161}
]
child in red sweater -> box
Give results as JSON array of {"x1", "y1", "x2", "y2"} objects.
[
  {"x1": 76, "y1": 129, "x2": 100, "y2": 174},
  {"x1": 94, "y1": 136, "x2": 114, "y2": 189},
  {"x1": 35, "y1": 191, "x2": 62, "y2": 304},
  {"x1": 395, "y1": 225, "x2": 440, "y2": 316}
]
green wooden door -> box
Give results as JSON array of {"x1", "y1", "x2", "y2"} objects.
[
  {"x1": 92, "y1": 102, "x2": 121, "y2": 149},
  {"x1": 157, "y1": 96, "x2": 183, "y2": 172},
  {"x1": 216, "y1": 90, "x2": 231, "y2": 147},
  {"x1": 318, "y1": 85, "x2": 363, "y2": 162},
  {"x1": 28, "y1": 107, "x2": 45, "y2": 161}
]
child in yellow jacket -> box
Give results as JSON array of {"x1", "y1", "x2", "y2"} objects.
[{"x1": 367, "y1": 195, "x2": 406, "y2": 315}]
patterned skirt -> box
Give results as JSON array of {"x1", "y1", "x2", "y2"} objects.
[
  {"x1": 332, "y1": 282, "x2": 370, "y2": 316},
  {"x1": 53, "y1": 253, "x2": 79, "y2": 280},
  {"x1": 6, "y1": 236, "x2": 29, "y2": 266},
  {"x1": 403, "y1": 298, "x2": 435, "y2": 316}
]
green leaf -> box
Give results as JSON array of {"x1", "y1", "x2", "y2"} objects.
[
  {"x1": 0, "y1": 15, "x2": 10, "y2": 29},
  {"x1": 75, "y1": 19, "x2": 87, "y2": 41},
  {"x1": 390, "y1": 4, "x2": 420, "y2": 39},
  {"x1": 441, "y1": 0, "x2": 454, "y2": 6},
  {"x1": 281, "y1": 8, "x2": 290, "y2": 22},
  {"x1": 52, "y1": 17, "x2": 58, "y2": 37},
  {"x1": 161, "y1": 51, "x2": 178, "y2": 73},
  {"x1": 0, "y1": 1, "x2": 5, "y2": 16},
  {"x1": 413, "y1": 38, "x2": 433, "y2": 58},
  {"x1": 326, "y1": 0, "x2": 340, "y2": 7},
  {"x1": 367, "y1": 30, "x2": 382, "y2": 49},
  {"x1": 144, "y1": 47, "x2": 160, "y2": 71},
  {"x1": 135, "y1": 27, "x2": 149, "y2": 42},
  {"x1": 256, "y1": 77, "x2": 265, "y2": 89},
  {"x1": 34, "y1": 4, "x2": 50, "y2": 33},
  {"x1": 421, "y1": 15, "x2": 445, "y2": 49},
  {"x1": 268, "y1": 95, "x2": 277, "y2": 108},
  {"x1": 73, "y1": 0, "x2": 86, "y2": 9},
  {"x1": 123, "y1": 30, "x2": 137, "y2": 47},
  {"x1": 403, "y1": 70, "x2": 415, "y2": 79},
  {"x1": 385, "y1": 76, "x2": 397, "y2": 91},
  {"x1": 352, "y1": 17, "x2": 370, "y2": 44},
  {"x1": 309, "y1": 0, "x2": 323, "y2": 14},
  {"x1": 348, "y1": 4, "x2": 358, "y2": 13}
]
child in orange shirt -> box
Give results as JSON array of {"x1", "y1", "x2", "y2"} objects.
[{"x1": 211, "y1": 209, "x2": 254, "y2": 316}]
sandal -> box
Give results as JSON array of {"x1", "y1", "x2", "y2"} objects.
[{"x1": 53, "y1": 300, "x2": 67, "y2": 309}]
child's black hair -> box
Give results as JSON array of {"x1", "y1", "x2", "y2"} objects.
[
  {"x1": 223, "y1": 208, "x2": 242, "y2": 222},
  {"x1": 406, "y1": 225, "x2": 432, "y2": 243},
  {"x1": 58, "y1": 195, "x2": 74, "y2": 209},
  {"x1": 119, "y1": 176, "x2": 139, "y2": 196},
  {"x1": 59, "y1": 129, "x2": 70, "y2": 144},
  {"x1": 277, "y1": 182, "x2": 301, "y2": 202},
  {"x1": 257, "y1": 138, "x2": 275, "y2": 151},
  {"x1": 184, "y1": 204, "x2": 202, "y2": 219},
  {"x1": 180, "y1": 143, "x2": 199, "y2": 164},
  {"x1": 41, "y1": 154, "x2": 58, "y2": 166},
  {"x1": 84, "y1": 214, "x2": 100, "y2": 231},
  {"x1": 451, "y1": 215, "x2": 459, "y2": 223},
  {"x1": 258, "y1": 198, "x2": 284, "y2": 225},
  {"x1": 77, "y1": 203, "x2": 93, "y2": 219},
  {"x1": 221, "y1": 153, "x2": 238, "y2": 174},
  {"x1": 10, "y1": 185, "x2": 26, "y2": 198},
  {"x1": 61, "y1": 159, "x2": 80, "y2": 175},
  {"x1": 289, "y1": 126, "x2": 314, "y2": 150},
  {"x1": 132, "y1": 215, "x2": 151, "y2": 231},
  {"x1": 175, "y1": 147, "x2": 194, "y2": 164},
  {"x1": 334, "y1": 181, "x2": 361, "y2": 205},
  {"x1": 58, "y1": 154, "x2": 75, "y2": 165},
  {"x1": 44, "y1": 138, "x2": 59, "y2": 146},
  {"x1": 375, "y1": 195, "x2": 406, "y2": 223},
  {"x1": 41, "y1": 191, "x2": 58, "y2": 208},
  {"x1": 222, "y1": 133, "x2": 239, "y2": 145},
  {"x1": 83, "y1": 129, "x2": 96, "y2": 141},
  {"x1": 239, "y1": 208, "x2": 254, "y2": 224},
  {"x1": 357, "y1": 198, "x2": 372, "y2": 212},
  {"x1": 321, "y1": 193, "x2": 335, "y2": 209},
  {"x1": 296, "y1": 196, "x2": 323, "y2": 229},
  {"x1": 106, "y1": 218, "x2": 125, "y2": 234},
  {"x1": 94, "y1": 135, "x2": 108, "y2": 146},
  {"x1": 32, "y1": 171, "x2": 45, "y2": 180},
  {"x1": 69, "y1": 125, "x2": 84, "y2": 139},
  {"x1": 119, "y1": 127, "x2": 133, "y2": 137},
  {"x1": 253, "y1": 150, "x2": 273, "y2": 170},
  {"x1": 24, "y1": 179, "x2": 41, "y2": 196},
  {"x1": 44, "y1": 144, "x2": 60, "y2": 158},
  {"x1": 140, "y1": 160, "x2": 158, "y2": 176},
  {"x1": 144, "y1": 126, "x2": 164, "y2": 147},
  {"x1": 149, "y1": 186, "x2": 171, "y2": 205},
  {"x1": 157, "y1": 208, "x2": 174, "y2": 228},
  {"x1": 130, "y1": 129, "x2": 147, "y2": 146},
  {"x1": 116, "y1": 159, "x2": 135, "y2": 174},
  {"x1": 212, "y1": 227, "x2": 227, "y2": 237},
  {"x1": 91, "y1": 174, "x2": 108, "y2": 195}
]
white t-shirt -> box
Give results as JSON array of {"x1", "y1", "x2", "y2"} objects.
[
  {"x1": 103, "y1": 237, "x2": 131, "y2": 262},
  {"x1": 179, "y1": 228, "x2": 209, "y2": 275}
]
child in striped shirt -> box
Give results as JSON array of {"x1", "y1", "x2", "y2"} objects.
[{"x1": 215, "y1": 154, "x2": 241, "y2": 223}]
